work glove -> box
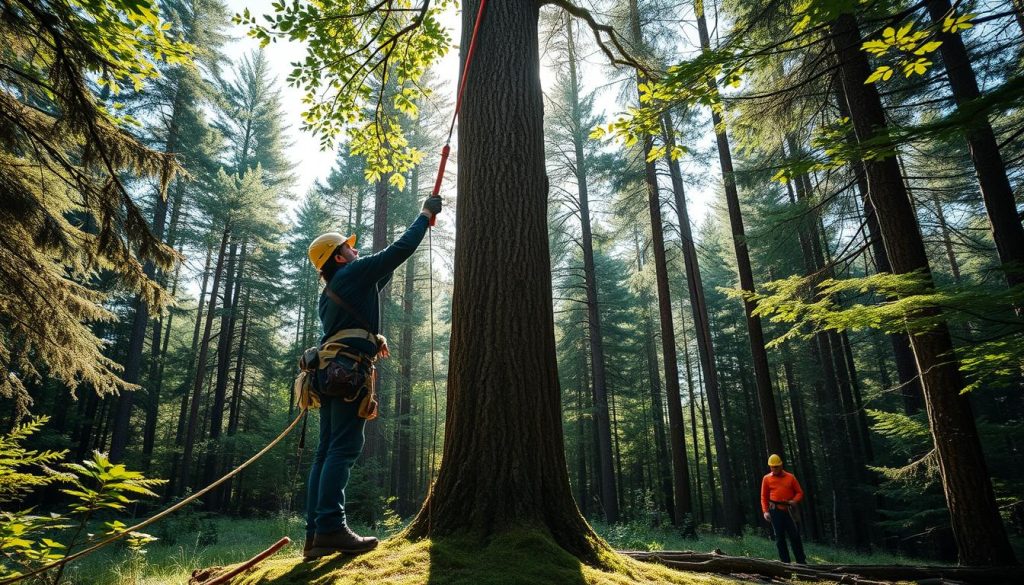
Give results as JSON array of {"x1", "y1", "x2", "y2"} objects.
[{"x1": 421, "y1": 195, "x2": 442, "y2": 219}]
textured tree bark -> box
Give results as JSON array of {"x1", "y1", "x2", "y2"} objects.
[
  {"x1": 405, "y1": 0, "x2": 604, "y2": 562},
  {"x1": 664, "y1": 112, "x2": 743, "y2": 535},
  {"x1": 834, "y1": 93, "x2": 924, "y2": 415},
  {"x1": 830, "y1": 11, "x2": 1017, "y2": 565},
  {"x1": 925, "y1": 0, "x2": 1024, "y2": 290},
  {"x1": 203, "y1": 239, "x2": 245, "y2": 504},
  {"x1": 694, "y1": 2, "x2": 784, "y2": 457}
]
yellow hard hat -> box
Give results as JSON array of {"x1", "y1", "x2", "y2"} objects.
[
  {"x1": 767, "y1": 454, "x2": 783, "y2": 467},
  {"x1": 308, "y1": 232, "x2": 356, "y2": 270}
]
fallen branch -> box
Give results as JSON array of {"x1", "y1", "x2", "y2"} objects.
[
  {"x1": 621, "y1": 550, "x2": 1024, "y2": 584},
  {"x1": 190, "y1": 536, "x2": 291, "y2": 585}
]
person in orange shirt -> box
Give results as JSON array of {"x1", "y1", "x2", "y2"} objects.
[{"x1": 760, "y1": 454, "x2": 807, "y2": 564}]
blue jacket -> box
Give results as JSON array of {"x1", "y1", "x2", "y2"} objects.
[{"x1": 319, "y1": 214, "x2": 429, "y2": 355}]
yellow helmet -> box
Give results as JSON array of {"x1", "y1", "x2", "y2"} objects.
[
  {"x1": 308, "y1": 232, "x2": 356, "y2": 270},
  {"x1": 767, "y1": 454, "x2": 783, "y2": 467}
]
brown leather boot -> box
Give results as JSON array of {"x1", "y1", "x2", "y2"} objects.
[
  {"x1": 308, "y1": 526, "x2": 378, "y2": 558},
  {"x1": 302, "y1": 531, "x2": 315, "y2": 560}
]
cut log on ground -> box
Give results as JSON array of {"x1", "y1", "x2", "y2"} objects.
[{"x1": 621, "y1": 550, "x2": 1024, "y2": 584}]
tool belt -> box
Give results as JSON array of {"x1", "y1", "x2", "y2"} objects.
[
  {"x1": 768, "y1": 499, "x2": 801, "y2": 523},
  {"x1": 293, "y1": 328, "x2": 386, "y2": 420}
]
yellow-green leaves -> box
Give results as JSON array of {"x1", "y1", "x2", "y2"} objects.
[
  {"x1": 943, "y1": 13, "x2": 975, "y2": 33},
  {"x1": 69, "y1": 0, "x2": 193, "y2": 95},
  {"x1": 902, "y1": 57, "x2": 932, "y2": 77},
  {"x1": 860, "y1": 13, "x2": 977, "y2": 84},
  {"x1": 237, "y1": 0, "x2": 454, "y2": 191},
  {"x1": 865, "y1": 65, "x2": 894, "y2": 83}
]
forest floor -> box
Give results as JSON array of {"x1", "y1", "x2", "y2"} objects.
[{"x1": 60, "y1": 515, "x2": 941, "y2": 584}]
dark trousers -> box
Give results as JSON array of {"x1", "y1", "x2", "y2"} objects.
[
  {"x1": 305, "y1": 394, "x2": 366, "y2": 534},
  {"x1": 769, "y1": 507, "x2": 806, "y2": 564}
]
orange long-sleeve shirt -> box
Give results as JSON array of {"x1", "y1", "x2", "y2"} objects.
[{"x1": 761, "y1": 471, "x2": 803, "y2": 513}]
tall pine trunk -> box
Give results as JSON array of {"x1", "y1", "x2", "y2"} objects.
[
  {"x1": 834, "y1": 94, "x2": 924, "y2": 414},
  {"x1": 925, "y1": 0, "x2": 1024, "y2": 290},
  {"x1": 830, "y1": 11, "x2": 1016, "y2": 565},
  {"x1": 178, "y1": 224, "x2": 230, "y2": 496},
  {"x1": 663, "y1": 112, "x2": 743, "y2": 535},
  {"x1": 565, "y1": 17, "x2": 618, "y2": 524},
  {"x1": 695, "y1": 1, "x2": 784, "y2": 457},
  {"x1": 406, "y1": 0, "x2": 605, "y2": 561}
]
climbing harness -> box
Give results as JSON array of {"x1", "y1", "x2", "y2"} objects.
[{"x1": 0, "y1": 411, "x2": 305, "y2": 585}]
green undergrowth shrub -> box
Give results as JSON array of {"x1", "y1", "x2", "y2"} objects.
[{"x1": 0, "y1": 416, "x2": 165, "y2": 584}]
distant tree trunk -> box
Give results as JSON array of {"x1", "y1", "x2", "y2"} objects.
[
  {"x1": 629, "y1": 0, "x2": 693, "y2": 528},
  {"x1": 929, "y1": 192, "x2": 962, "y2": 283},
  {"x1": 679, "y1": 319, "x2": 704, "y2": 523},
  {"x1": 695, "y1": 3, "x2": 784, "y2": 457},
  {"x1": 925, "y1": 0, "x2": 1024, "y2": 290},
  {"x1": 830, "y1": 11, "x2": 1017, "y2": 565},
  {"x1": 783, "y1": 166, "x2": 869, "y2": 548},
  {"x1": 663, "y1": 112, "x2": 743, "y2": 535},
  {"x1": 179, "y1": 224, "x2": 230, "y2": 496},
  {"x1": 395, "y1": 250, "x2": 416, "y2": 516},
  {"x1": 640, "y1": 284, "x2": 675, "y2": 523},
  {"x1": 203, "y1": 238, "x2": 245, "y2": 504},
  {"x1": 781, "y1": 350, "x2": 821, "y2": 541},
  {"x1": 566, "y1": 17, "x2": 617, "y2": 524},
  {"x1": 406, "y1": 0, "x2": 606, "y2": 561},
  {"x1": 840, "y1": 332, "x2": 873, "y2": 462},
  {"x1": 363, "y1": 177, "x2": 390, "y2": 502}
]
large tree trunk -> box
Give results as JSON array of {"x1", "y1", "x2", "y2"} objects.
[
  {"x1": 405, "y1": 0, "x2": 603, "y2": 562},
  {"x1": 830, "y1": 11, "x2": 1016, "y2": 565},
  {"x1": 566, "y1": 17, "x2": 617, "y2": 524},
  {"x1": 925, "y1": 0, "x2": 1024, "y2": 290},
  {"x1": 663, "y1": 112, "x2": 743, "y2": 535},
  {"x1": 834, "y1": 94, "x2": 924, "y2": 414},
  {"x1": 694, "y1": 2, "x2": 784, "y2": 457}
]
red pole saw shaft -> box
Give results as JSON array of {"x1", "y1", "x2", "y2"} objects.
[
  {"x1": 429, "y1": 0, "x2": 488, "y2": 228},
  {"x1": 429, "y1": 144, "x2": 450, "y2": 227}
]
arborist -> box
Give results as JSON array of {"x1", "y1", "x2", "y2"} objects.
[
  {"x1": 301, "y1": 194, "x2": 443, "y2": 559},
  {"x1": 761, "y1": 453, "x2": 807, "y2": 565}
]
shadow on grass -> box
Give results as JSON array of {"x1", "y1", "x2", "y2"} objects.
[
  {"x1": 268, "y1": 552, "x2": 358, "y2": 583},
  {"x1": 425, "y1": 529, "x2": 587, "y2": 585}
]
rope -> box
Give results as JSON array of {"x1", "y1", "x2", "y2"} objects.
[
  {"x1": 1, "y1": 410, "x2": 306, "y2": 585},
  {"x1": 428, "y1": 0, "x2": 490, "y2": 226},
  {"x1": 424, "y1": 0, "x2": 489, "y2": 534}
]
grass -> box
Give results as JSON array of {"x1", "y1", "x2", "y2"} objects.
[{"x1": 58, "y1": 515, "x2": 935, "y2": 584}]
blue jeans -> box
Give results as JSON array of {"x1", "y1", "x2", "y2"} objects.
[{"x1": 305, "y1": 394, "x2": 366, "y2": 534}]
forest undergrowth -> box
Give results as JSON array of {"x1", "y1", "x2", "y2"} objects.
[{"x1": 62, "y1": 515, "x2": 948, "y2": 585}]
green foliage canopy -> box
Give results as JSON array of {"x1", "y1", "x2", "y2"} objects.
[{"x1": 236, "y1": 0, "x2": 454, "y2": 189}]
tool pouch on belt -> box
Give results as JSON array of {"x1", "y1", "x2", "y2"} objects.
[
  {"x1": 294, "y1": 346, "x2": 322, "y2": 410},
  {"x1": 320, "y1": 354, "x2": 371, "y2": 402}
]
